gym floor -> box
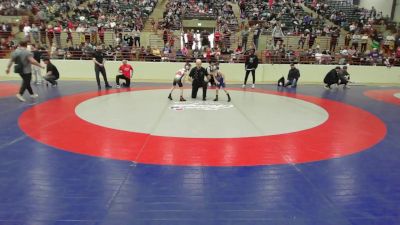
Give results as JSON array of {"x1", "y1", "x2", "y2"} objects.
[{"x1": 0, "y1": 81, "x2": 399, "y2": 225}]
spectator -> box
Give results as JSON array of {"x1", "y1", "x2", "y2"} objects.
[
  {"x1": 23, "y1": 23, "x2": 31, "y2": 42},
  {"x1": 241, "y1": 26, "x2": 249, "y2": 50},
  {"x1": 272, "y1": 22, "x2": 284, "y2": 46},
  {"x1": 133, "y1": 27, "x2": 141, "y2": 47},
  {"x1": 330, "y1": 28, "x2": 340, "y2": 53},
  {"x1": 31, "y1": 24, "x2": 39, "y2": 44},
  {"x1": 308, "y1": 31, "x2": 317, "y2": 49},
  {"x1": 253, "y1": 24, "x2": 261, "y2": 50}
]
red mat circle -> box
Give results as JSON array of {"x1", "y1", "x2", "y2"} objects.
[{"x1": 19, "y1": 87, "x2": 386, "y2": 166}]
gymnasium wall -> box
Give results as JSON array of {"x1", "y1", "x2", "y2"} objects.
[
  {"x1": 0, "y1": 59, "x2": 399, "y2": 85},
  {"x1": 357, "y1": 0, "x2": 394, "y2": 18}
]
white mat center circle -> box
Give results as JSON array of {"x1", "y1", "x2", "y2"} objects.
[{"x1": 75, "y1": 90, "x2": 329, "y2": 138}]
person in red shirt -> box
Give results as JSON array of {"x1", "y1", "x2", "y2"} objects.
[
  {"x1": 116, "y1": 60, "x2": 133, "y2": 88},
  {"x1": 396, "y1": 47, "x2": 400, "y2": 58},
  {"x1": 47, "y1": 25, "x2": 54, "y2": 47},
  {"x1": 54, "y1": 23, "x2": 62, "y2": 48},
  {"x1": 214, "y1": 30, "x2": 221, "y2": 47}
]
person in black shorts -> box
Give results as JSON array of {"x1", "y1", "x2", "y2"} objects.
[
  {"x1": 93, "y1": 45, "x2": 112, "y2": 89},
  {"x1": 168, "y1": 63, "x2": 191, "y2": 101}
]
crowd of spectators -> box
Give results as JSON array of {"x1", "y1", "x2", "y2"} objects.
[
  {"x1": 0, "y1": 0, "x2": 157, "y2": 57},
  {"x1": 308, "y1": 0, "x2": 393, "y2": 32},
  {"x1": 0, "y1": 0, "x2": 84, "y2": 19},
  {"x1": 160, "y1": 0, "x2": 238, "y2": 30}
]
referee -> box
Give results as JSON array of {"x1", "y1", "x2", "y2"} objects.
[{"x1": 189, "y1": 59, "x2": 210, "y2": 101}]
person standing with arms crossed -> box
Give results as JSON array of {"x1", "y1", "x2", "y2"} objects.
[
  {"x1": 93, "y1": 45, "x2": 112, "y2": 90},
  {"x1": 6, "y1": 41, "x2": 44, "y2": 102},
  {"x1": 243, "y1": 49, "x2": 259, "y2": 89}
]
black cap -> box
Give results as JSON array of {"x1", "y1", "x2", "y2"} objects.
[{"x1": 335, "y1": 66, "x2": 341, "y2": 69}]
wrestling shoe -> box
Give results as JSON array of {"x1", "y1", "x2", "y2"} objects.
[
  {"x1": 227, "y1": 94, "x2": 231, "y2": 102},
  {"x1": 213, "y1": 95, "x2": 218, "y2": 101},
  {"x1": 168, "y1": 94, "x2": 172, "y2": 100},
  {"x1": 180, "y1": 96, "x2": 186, "y2": 101},
  {"x1": 252, "y1": 84, "x2": 255, "y2": 88},
  {"x1": 116, "y1": 85, "x2": 121, "y2": 88}
]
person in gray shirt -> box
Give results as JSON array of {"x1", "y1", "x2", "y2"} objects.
[{"x1": 6, "y1": 41, "x2": 44, "y2": 102}]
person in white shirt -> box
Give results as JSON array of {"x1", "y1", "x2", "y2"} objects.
[
  {"x1": 168, "y1": 63, "x2": 191, "y2": 101},
  {"x1": 351, "y1": 33, "x2": 361, "y2": 50},
  {"x1": 133, "y1": 27, "x2": 141, "y2": 47},
  {"x1": 23, "y1": 23, "x2": 31, "y2": 42},
  {"x1": 349, "y1": 22, "x2": 356, "y2": 33},
  {"x1": 361, "y1": 34, "x2": 369, "y2": 52},
  {"x1": 272, "y1": 22, "x2": 284, "y2": 46}
]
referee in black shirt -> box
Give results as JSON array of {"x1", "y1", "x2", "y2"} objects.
[
  {"x1": 189, "y1": 59, "x2": 210, "y2": 100},
  {"x1": 93, "y1": 45, "x2": 112, "y2": 89}
]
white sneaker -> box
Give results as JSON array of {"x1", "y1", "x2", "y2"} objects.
[
  {"x1": 16, "y1": 94, "x2": 26, "y2": 102},
  {"x1": 242, "y1": 84, "x2": 246, "y2": 88},
  {"x1": 116, "y1": 85, "x2": 121, "y2": 88},
  {"x1": 30, "y1": 94, "x2": 39, "y2": 98},
  {"x1": 252, "y1": 84, "x2": 255, "y2": 89}
]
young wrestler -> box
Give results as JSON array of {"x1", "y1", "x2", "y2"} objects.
[
  {"x1": 338, "y1": 65, "x2": 350, "y2": 89},
  {"x1": 168, "y1": 62, "x2": 191, "y2": 101},
  {"x1": 212, "y1": 66, "x2": 231, "y2": 102}
]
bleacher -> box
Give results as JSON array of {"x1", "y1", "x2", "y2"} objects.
[
  {"x1": 243, "y1": 0, "x2": 310, "y2": 34},
  {"x1": 162, "y1": 0, "x2": 238, "y2": 31},
  {"x1": 305, "y1": 0, "x2": 393, "y2": 31}
]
